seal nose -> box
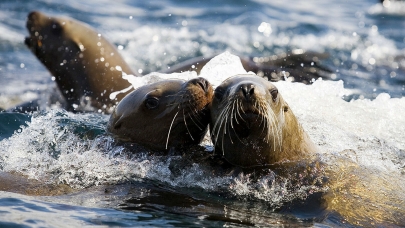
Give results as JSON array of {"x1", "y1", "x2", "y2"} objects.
[
  {"x1": 27, "y1": 11, "x2": 40, "y2": 31},
  {"x1": 28, "y1": 11, "x2": 38, "y2": 20},
  {"x1": 195, "y1": 77, "x2": 210, "y2": 93},
  {"x1": 27, "y1": 11, "x2": 40, "y2": 25},
  {"x1": 240, "y1": 83, "x2": 255, "y2": 99}
]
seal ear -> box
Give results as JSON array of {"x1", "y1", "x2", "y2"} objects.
[{"x1": 214, "y1": 87, "x2": 225, "y2": 100}]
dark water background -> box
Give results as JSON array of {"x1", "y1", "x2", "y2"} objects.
[{"x1": 0, "y1": 0, "x2": 404, "y2": 227}]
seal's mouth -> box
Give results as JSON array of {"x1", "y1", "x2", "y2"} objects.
[
  {"x1": 242, "y1": 112, "x2": 260, "y2": 121},
  {"x1": 241, "y1": 104, "x2": 260, "y2": 118},
  {"x1": 24, "y1": 37, "x2": 34, "y2": 48}
]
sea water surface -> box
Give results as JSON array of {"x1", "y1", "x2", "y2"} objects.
[{"x1": 0, "y1": 0, "x2": 405, "y2": 227}]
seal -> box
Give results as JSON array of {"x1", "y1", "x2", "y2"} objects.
[
  {"x1": 0, "y1": 171, "x2": 73, "y2": 196},
  {"x1": 25, "y1": 11, "x2": 134, "y2": 113},
  {"x1": 209, "y1": 74, "x2": 318, "y2": 168},
  {"x1": 107, "y1": 77, "x2": 213, "y2": 150},
  {"x1": 169, "y1": 50, "x2": 331, "y2": 84},
  {"x1": 24, "y1": 11, "x2": 331, "y2": 114}
]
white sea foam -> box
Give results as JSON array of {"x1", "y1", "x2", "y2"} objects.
[
  {"x1": 276, "y1": 78, "x2": 405, "y2": 171},
  {"x1": 0, "y1": 25, "x2": 24, "y2": 43},
  {"x1": 368, "y1": 1, "x2": 405, "y2": 15}
]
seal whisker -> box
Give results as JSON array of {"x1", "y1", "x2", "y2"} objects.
[
  {"x1": 236, "y1": 100, "x2": 246, "y2": 123},
  {"x1": 259, "y1": 103, "x2": 270, "y2": 143},
  {"x1": 213, "y1": 103, "x2": 231, "y2": 155},
  {"x1": 166, "y1": 90, "x2": 186, "y2": 98},
  {"x1": 230, "y1": 99, "x2": 236, "y2": 130},
  {"x1": 212, "y1": 101, "x2": 232, "y2": 150},
  {"x1": 221, "y1": 128, "x2": 226, "y2": 156},
  {"x1": 212, "y1": 102, "x2": 228, "y2": 134},
  {"x1": 165, "y1": 111, "x2": 179, "y2": 149},
  {"x1": 254, "y1": 100, "x2": 266, "y2": 135},
  {"x1": 270, "y1": 103, "x2": 283, "y2": 151},
  {"x1": 186, "y1": 108, "x2": 203, "y2": 130},
  {"x1": 226, "y1": 100, "x2": 237, "y2": 145},
  {"x1": 269, "y1": 103, "x2": 283, "y2": 151},
  {"x1": 277, "y1": 106, "x2": 284, "y2": 150},
  {"x1": 234, "y1": 100, "x2": 241, "y2": 125},
  {"x1": 254, "y1": 100, "x2": 261, "y2": 123},
  {"x1": 165, "y1": 91, "x2": 187, "y2": 108},
  {"x1": 268, "y1": 106, "x2": 279, "y2": 151},
  {"x1": 185, "y1": 99, "x2": 205, "y2": 127},
  {"x1": 261, "y1": 100, "x2": 276, "y2": 148},
  {"x1": 257, "y1": 101, "x2": 268, "y2": 137},
  {"x1": 182, "y1": 109, "x2": 195, "y2": 141},
  {"x1": 230, "y1": 100, "x2": 243, "y2": 144}
]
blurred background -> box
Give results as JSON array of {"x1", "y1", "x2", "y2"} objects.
[{"x1": 0, "y1": 0, "x2": 404, "y2": 109}]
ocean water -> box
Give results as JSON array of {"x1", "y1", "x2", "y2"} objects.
[{"x1": 0, "y1": 0, "x2": 405, "y2": 227}]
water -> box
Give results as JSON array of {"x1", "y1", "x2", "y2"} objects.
[{"x1": 0, "y1": 0, "x2": 405, "y2": 227}]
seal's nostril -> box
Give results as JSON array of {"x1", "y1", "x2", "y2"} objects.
[
  {"x1": 196, "y1": 78, "x2": 209, "y2": 93},
  {"x1": 198, "y1": 81, "x2": 205, "y2": 91},
  {"x1": 241, "y1": 84, "x2": 255, "y2": 99},
  {"x1": 249, "y1": 86, "x2": 255, "y2": 96},
  {"x1": 204, "y1": 79, "x2": 210, "y2": 91}
]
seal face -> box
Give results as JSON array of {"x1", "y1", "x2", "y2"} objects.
[
  {"x1": 25, "y1": 11, "x2": 133, "y2": 113},
  {"x1": 108, "y1": 77, "x2": 213, "y2": 150},
  {"x1": 210, "y1": 74, "x2": 317, "y2": 167}
]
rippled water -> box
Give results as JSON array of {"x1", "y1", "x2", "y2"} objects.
[{"x1": 0, "y1": 0, "x2": 405, "y2": 227}]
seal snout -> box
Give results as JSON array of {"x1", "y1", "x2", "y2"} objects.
[
  {"x1": 234, "y1": 83, "x2": 260, "y2": 115},
  {"x1": 194, "y1": 77, "x2": 211, "y2": 93},
  {"x1": 27, "y1": 11, "x2": 41, "y2": 30},
  {"x1": 28, "y1": 11, "x2": 40, "y2": 21},
  {"x1": 240, "y1": 83, "x2": 255, "y2": 100}
]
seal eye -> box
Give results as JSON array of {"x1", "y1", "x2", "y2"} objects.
[
  {"x1": 145, "y1": 97, "x2": 159, "y2": 109},
  {"x1": 214, "y1": 88, "x2": 224, "y2": 100},
  {"x1": 270, "y1": 88, "x2": 278, "y2": 102}
]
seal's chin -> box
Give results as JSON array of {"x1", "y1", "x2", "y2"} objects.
[
  {"x1": 229, "y1": 109, "x2": 263, "y2": 138},
  {"x1": 24, "y1": 36, "x2": 41, "y2": 51}
]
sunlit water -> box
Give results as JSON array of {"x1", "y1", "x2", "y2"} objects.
[{"x1": 0, "y1": 0, "x2": 405, "y2": 227}]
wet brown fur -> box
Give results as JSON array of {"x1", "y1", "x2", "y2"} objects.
[
  {"x1": 108, "y1": 77, "x2": 213, "y2": 150},
  {"x1": 210, "y1": 74, "x2": 318, "y2": 167}
]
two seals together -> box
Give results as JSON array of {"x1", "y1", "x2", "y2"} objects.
[
  {"x1": 107, "y1": 74, "x2": 317, "y2": 168},
  {"x1": 25, "y1": 11, "x2": 319, "y2": 167}
]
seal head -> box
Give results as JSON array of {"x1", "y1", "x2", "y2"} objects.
[
  {"x1": 210, "y1": 74, "x2": 317, "y2": 167},
  {"x1": 108, "y1": 77, "x2": 213, "y2": 150},
  {"x1": 25, "y1": 11, "x2": 133, "y2": 113}
]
